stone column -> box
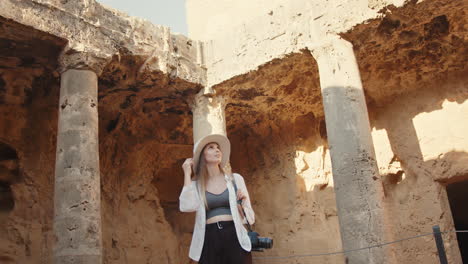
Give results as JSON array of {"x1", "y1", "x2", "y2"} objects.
[
  {"x1": 53, "y1": 54, "x2": 106, "y2": 264},
  {"x1": 312, "y1": 37, "x2": 386, "y2": 263},
  {"x1": 192, "y1": 91, "x2": 227, "y2": 143}
]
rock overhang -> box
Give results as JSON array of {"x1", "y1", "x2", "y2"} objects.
[
  {"x1": 2, "y1": 0, "x2": 464, "y2": 115},
  {"x1": 208, "y1": 0, "x2": 467, "y2": 122},
  {"x1": 0, "y1": 0, "x2": 205, "y2": 86}
]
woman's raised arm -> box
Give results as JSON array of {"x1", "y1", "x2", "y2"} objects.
[{"x1": 179, "y1": 158, "x2": 200, "y2": 212}]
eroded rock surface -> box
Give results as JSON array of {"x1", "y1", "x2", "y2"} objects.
[
  {"x1": 98, "y1": 54, "x2": 201, "y2": 264},
  {"x1": 342, "y1": 0, "x2": 467, "y2": 106},
  {"x1": 0, "y1": 17, "x2": 63, "y2": 264}
]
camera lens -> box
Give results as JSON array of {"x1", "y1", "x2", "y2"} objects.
[{"x1": 258, "y1": 237, "x2": 273, "y2": 249}]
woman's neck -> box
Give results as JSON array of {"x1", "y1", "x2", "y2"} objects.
[{"x1": 206, "y1": 164, "x2": 222, "y2": 179}]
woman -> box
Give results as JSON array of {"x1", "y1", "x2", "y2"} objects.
[{"x1": 179, "y1": 134, "x2": 255, "y2": 263}]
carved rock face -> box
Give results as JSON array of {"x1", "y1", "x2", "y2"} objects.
[
  {"x1": 0, "y1": 16, "x2": 63, "y2": 263},
  {"x1": 97, "y1": 52, "x2": 200, "y2": 264}
]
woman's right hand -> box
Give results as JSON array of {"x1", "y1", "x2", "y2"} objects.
[{"x1": 182, "y1": 158, "x2": 193, "y2": 177}]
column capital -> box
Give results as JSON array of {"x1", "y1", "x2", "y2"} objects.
[
  {"x1": 191, "y1": 90, "x2": 227, "y2": 110},
  {"x1": 306, "y1": 35, "x2": 354, "y2": 61},
  {"x1": 59, "y1": 48, "x2": 110, "y2": 76},
  {"x1": 307, "y1": 35, "x2": 362, "y2": 90},
  {"x1": 191, "y1": 90, "x2": 227, "y2": 143}
]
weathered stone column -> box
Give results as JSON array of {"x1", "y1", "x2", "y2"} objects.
[
  {"x1": 312, "y1": 37, "x2": 385, "y2": 263},
  {"x1": 192, "y1": 91, "x2": 227, "y2": 142},
  {"x1": 53, "y1": 54, "x2": 106, "y2": 264}
]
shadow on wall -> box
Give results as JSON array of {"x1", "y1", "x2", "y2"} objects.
[
  {"x1": 228, "y1": 112, "x2": 343, "y2": 263},
  {"x1": 370, "y1": 77, "x2": 468, "y2": 187},
  {"x1": 224, "y1": 70, "x2": 467, "y2": 263},
  {"x1": 369, "y1": 76, "x2": 468, "y2": 263}
]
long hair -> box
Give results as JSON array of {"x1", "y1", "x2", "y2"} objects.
[{"x1": 195, "y1": 143, "x2": 226, "y2": 209}]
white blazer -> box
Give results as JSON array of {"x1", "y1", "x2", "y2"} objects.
[{"x1": 179, "y1": 173, "x2": 255, "y2": 261}]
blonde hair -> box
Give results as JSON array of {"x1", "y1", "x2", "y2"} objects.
[{"x1": 195, "y1": 143, "x2": 227, "y2": 209}]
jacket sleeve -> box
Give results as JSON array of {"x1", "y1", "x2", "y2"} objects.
[
  {"x1": 179, "y1": 181, "x2": 201, "y2": 212},
  {"x1": 235, "y1": 173, "x2": 255, "y2": 225}
]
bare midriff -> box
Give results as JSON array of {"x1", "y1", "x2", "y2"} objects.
[{"x1": 206, "y1": 214, "x2": 233, "y2": 224}]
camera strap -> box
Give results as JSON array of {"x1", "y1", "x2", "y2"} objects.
[{"x1": 232, "y1": 177, "x2": 253, "y2": 232}]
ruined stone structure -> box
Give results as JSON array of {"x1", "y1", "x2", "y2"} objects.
[{"x1": 0, "y1": 0, "x2": 466, "y2": 263}]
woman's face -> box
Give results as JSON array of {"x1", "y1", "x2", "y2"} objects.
[{"x1": 203, "y1": 142, "x2": 222, "y2": 165}]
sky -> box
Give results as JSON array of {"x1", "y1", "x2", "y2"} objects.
[{"x1": 96, "y1": 0, "x2": 188, "y2": 35}]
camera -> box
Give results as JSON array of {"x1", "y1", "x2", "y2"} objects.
[{"x1": 248, "y1": 231, "x2": 273, "y2": 251}]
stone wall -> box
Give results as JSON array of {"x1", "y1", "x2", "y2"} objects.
[
  {"x1": 97, "y1": 54, "x2": 201, "y2": 264},
  {"x1": 214, "y1": 52, "x2": 344, "y2": 263},
  {"x1": 0, "y1": 16, "x2": 65, "y2": 264},
  {"x1": 0, "y1": 0, "x2": 466, "y2": 263},
  {"x1": 223, "y1": 72, "x2": 467, "y2": 264},
  {"x1": 0, "y1": 1, "x2": 205, "y2": 263},
  {"x1": 371, "y1": 79, "x2": 468, "y2": 264},
  {"x1": 204, "y1": 1, "x2": 467, "y2": 262}
]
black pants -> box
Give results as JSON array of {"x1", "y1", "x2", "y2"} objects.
[{"x1": 199, "y1": 221, "x2": 251, "y2": 264}]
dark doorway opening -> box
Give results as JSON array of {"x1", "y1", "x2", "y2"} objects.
[
  {"x1": 447, "y1": 181, "x2": 468, "y2": 262},
  {"x1": 0, "y1": 142, "x2": 19, "y2": 213}
]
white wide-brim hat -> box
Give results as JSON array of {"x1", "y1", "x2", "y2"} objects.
[{"x1": 193, "y1": 134, "x2": 231, "y2": 173}]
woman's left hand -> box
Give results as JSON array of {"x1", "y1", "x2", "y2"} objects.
[
  {"x1": 236, "y1": 189, "x2": 247, "y2": 206},
  {"x1": 236, "y1": 189, "x2": 247, "y2": 218}
]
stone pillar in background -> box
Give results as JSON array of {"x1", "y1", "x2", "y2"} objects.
[
  {"x1": 192, "y1": 91, "x2": 227, "y2": 143},
  {"x1": 312, "y1": 37, "x2": 386, "y2": 264},
  {"x1": 53, "y1": 53, "x2": 107, "y2": 264}
]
